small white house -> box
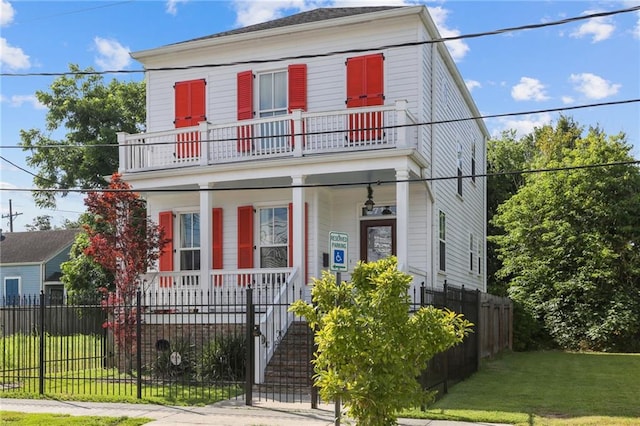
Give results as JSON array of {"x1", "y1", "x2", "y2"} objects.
[{"x1": 119, "y1": 6, "x2": 488, "y2": 306}]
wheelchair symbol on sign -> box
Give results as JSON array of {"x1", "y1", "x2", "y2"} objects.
[{"x1": 334, "y1": 249, "x2": 344, "y2": 265}]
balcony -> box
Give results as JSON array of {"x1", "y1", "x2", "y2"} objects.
[{"x1": 118, "y1": 101, "x2": 419, "y2": 174}]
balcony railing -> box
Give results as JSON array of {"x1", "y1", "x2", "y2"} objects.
[{"x1": 118, "y1": 101, "x2": 418, "y2": 173}]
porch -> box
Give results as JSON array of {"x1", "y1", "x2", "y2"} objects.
[{"x1": 118, "y1": 101, "x2": 420, "y2": 174}]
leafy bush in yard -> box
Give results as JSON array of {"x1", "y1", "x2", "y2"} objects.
[
  {"x1": 151, "y1": 339, "x2": 196, "y2": 380},
  {"x1": 198, "y1": 334, "x2": 246, "y2": 382}
]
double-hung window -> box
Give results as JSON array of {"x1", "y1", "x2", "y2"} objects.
[
  {"x1": 179, "y1": 212, "x2": 200, "y2": 271},
  {"x1": 439, "y1": 211, "x2": 446, "y2": 272},
  {"x1": 258, "y1": 71, "x2": 288, "y2": 151},
  {"x1": 258, "y1": 206, "x2": 288, "y2": 268}
]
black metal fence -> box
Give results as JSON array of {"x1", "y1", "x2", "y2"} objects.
[{"x1": 0, "y1": 282, "x2": 509, "y2": 405}]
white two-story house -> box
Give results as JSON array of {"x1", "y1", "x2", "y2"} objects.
[{"x1": 119, "y1": 5, "x2": 488, "y2": 307}]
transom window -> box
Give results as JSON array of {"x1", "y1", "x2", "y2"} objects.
[
  {"x1": 258, "y1": 207, "x2": 288, "y2": 268},
  {"x1": 179, "y1": 212, "x2": 200, "y2": 271}
]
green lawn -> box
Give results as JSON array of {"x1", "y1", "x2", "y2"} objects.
[
  {"x1": 403, "y1": 351, "x2": 640, "y2": 425},
  {"x1": 0, "y1": 411, "x2": 150, "y2": 425}
]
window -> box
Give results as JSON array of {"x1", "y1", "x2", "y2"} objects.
[
  {"x1": 4, "y1": 277, "x2": 20, "y2": 306},
  {"x1": 477, "y1": 239, "x2": 482, "y2": 275},
  {"x1": 258, "y1": 207, "x2": 289, "y2": 268},
  {"x1": 457, "y1": 143, "x2": 463, "y2": 196},
  {"x1": 179, "y1": 213, "x2": 200, "y2": 271},
  {"x1": 236, "y1": 65, "x2": 307, "y2": 153},
  {"x1": 471, "y1": 143, "x2": 477, "y2": 183},
  {"x1": 258, "y1": 70, "x2": 288, "y2": 150},
  {"x1": 439, "y1": 211, "x2": 446, "y2": 272},
  {"x1": 469, "y1": 234, "x2": 475, "y2": 272}
]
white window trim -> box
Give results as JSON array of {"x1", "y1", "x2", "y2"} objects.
[{"x1": 469, "y1": 233, "x2": 475, "y2": 273}]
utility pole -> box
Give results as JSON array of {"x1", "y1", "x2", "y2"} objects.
[{"x1": 2, "y1": 199, "x2": 23, "y2": 232}]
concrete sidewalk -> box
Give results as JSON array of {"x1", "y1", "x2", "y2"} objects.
[{"x1": 0, "y1": 397, "x2": 510, "y2": 425}]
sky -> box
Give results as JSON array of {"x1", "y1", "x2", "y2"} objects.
[{"x1": 1, "y1": 0, "x2": 639, "y2": 232}]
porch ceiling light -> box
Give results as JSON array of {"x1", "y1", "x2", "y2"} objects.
[{"x1": 364, "y1": 184, "x2": 375, "y2": 212}]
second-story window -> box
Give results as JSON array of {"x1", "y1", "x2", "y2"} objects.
[
  {"x1": 457, "y1": 143, "x2": 463, "y2": 197},
  {"x1": 236, "y1": 65, "x2": 307, "y2": 153},
  {"x1": 258, "y1": 71, "x2": 288, "y2": 150}
]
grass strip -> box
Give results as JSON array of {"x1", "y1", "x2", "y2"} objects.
[{"x1": 402, "y1": 350, "x2": 640, "y2": 425}]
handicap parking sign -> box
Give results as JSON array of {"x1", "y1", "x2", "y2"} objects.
[{"x1": 329, "y1": 232, "x2": 349, "y2": 272}]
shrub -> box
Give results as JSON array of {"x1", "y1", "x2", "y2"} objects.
[{"x1": 198, "y1": 334, "x2": 246, "y2": 382}]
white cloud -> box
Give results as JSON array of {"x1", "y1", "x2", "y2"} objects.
[
  {"x1": 0, "y1": 181, "x2": 18, "y2": 190},
  {"x1": 570, "y1": 10, "x2": 615, "y2": 42},
  {"x1": 0, "y1": 37, "x2": 30, "y2": 70},
  {"x1": 561, "y1": 96, "x2": 575, "y2": 104},
  {"x1": 634, "y1": 12, "x2": 640, "y2": 39},
  {"x1": 165, "y1": 0, "x2": 188, "y2": 16},
  {"x1": 491, "y1": 113, "x2": 553, "y2": 138},
  {"x1": 233, "y1": 0, "x2": 310, "y2": 27},
  {"x1": 93, "y1": 37, "x2": 131, "y2": 70},
  {"x1": 569, "y1": 73, "x2": 621, "y2": 99},
  {"x1": 427, "y1": 6, "x2": 469, "y2": 61},
  {"x1": 511, "y1": 77, "x2": 549, "y2": 102},
  {"x1": 465, "y1": 79, "x2": 481, "y2": 92},
  {"x1": 2, "y1": 94, "x2": 46, "y2": 109},
  {"x1": 1, "y1": 0, "x2": 15, "y2": 26}
]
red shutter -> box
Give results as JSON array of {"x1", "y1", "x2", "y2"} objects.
[
  {"x1": 288, "y1": 64, "x2": 307, "y2": 112},
  {"x1": 158, "y1": 211, "x2": 174, "y2": 288},
  {"x1": 346, "y1": 55, "x2": 366, "y2": 109},
  {"x1": 237, "y1": 205, "x2": 254, "y2": 286},
  {"x1": 288, "y1": 64, "x2": 307, "y2": 148},
  {"x1": 174, "y1": 79, "x2": 205, "y2": 158},
  {"x1": 346, "y1": 53, "x2": 384, "y2": 142},
  {"x1": 212, "y1": 208, "x2": 223, "y2": 269},
  {"x1": 212, "y1": 208, "x2": 223, "y2": 287},
  {"x1": 364, "y1": 54, "x2": 384, "y2": 107},
  {"x1": 237, "y1": 71, "x2": 253, "y2": 153}
]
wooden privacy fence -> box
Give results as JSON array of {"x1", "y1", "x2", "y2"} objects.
[{"x1": 478, "y1": 292, "x2": 512, "y2": 358}]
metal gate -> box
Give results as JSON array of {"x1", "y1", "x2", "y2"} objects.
[{"x1": 244, "y1": 283, "x2": 316, "y2": 405}]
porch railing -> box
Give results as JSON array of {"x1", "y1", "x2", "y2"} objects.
[
  {"x1": 138, "y1": 268, "x2": 293, "y2": 312},
  {"x1": 118, "y1": 101, "x2": 418, "y2": 173}
]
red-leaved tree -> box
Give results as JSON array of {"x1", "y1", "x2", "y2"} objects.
[{"x1": 84, "y1": 173, "x2": 168, "y2": 366}]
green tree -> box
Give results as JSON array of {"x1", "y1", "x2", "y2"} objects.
[
  {"x1": 19, "y1": 64, "x2": 145, "y2": 208},
  {"x1": 25, "y1": 215, "x2": 53, "y2": 231},
  {"x1": 486, "y1": 129, "x2": 536, "y2": 296},
  {"x1": 290, "y1": 257, "x2": 471, "y2": 426},
  {"x1": 491, "y1": 118, "x2": 640, "y2": 352},
  {"x1": 61, "y1": 231, "x2": 114, "y2": 304}
]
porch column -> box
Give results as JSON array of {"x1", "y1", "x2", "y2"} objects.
[
  {"x1": 200, "y1": 183, "x2": 214, "y2": 289},
  {"x1": 396, "y1": 169, "x2": 410, "y2": 272},
  {"x1": 292, "y1": 175, "x2": 306, "y2": 284}
]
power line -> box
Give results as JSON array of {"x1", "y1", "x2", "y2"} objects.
[
  {"x1": 3, "y1": 98, "x2": 638, "y2": 150},
  {"x1": 2, "y1": 160, "x2": 638, "y2": 194},
  {"x1": 15, "y1": 1, "x2": 135, "y2": 24},
  {"x1": 2, "y1": 6, "x2": 638, "y2": 77}
]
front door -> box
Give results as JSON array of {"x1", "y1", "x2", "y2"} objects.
[{"x1": 360, "y1": 219, "x2": 396, "y2": 263}]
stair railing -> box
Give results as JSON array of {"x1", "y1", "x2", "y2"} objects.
[{"x1": 254, "y1": 267, "x2": 299, "y2": 383}]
